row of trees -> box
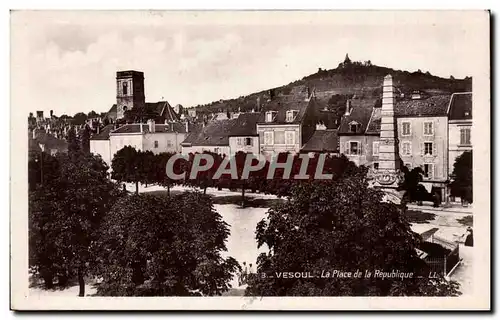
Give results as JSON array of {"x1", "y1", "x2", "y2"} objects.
[
  {"x1": 111, "y1": 147, "x2": 359, "y2": 206},
  {"x1": 29, "y1": 143, "x2": 238, "y2": 296}
]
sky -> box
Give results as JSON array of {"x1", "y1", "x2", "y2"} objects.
[{"x1": 11, "y1": 10, "x2": 488, "y2": 116}]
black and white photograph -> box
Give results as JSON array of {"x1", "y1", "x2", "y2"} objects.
[{"x1": 10, "y1": 10, "x2": 490, "y2": 310}]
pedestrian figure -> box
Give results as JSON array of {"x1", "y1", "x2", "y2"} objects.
[
  {"x1": 465, "y1": 227, "x2": 473, "y2": 247},
  {"x1": 248, "y1": 263, "x2": 254, "y2": 281}
]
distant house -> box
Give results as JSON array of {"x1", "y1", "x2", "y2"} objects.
[
  {"x1": 181, "y1": 118, "x2": 237, "y2": 156},
  {"x1": 256, "y1": 90, "x2": 318, "y2": 158},
  {"x1": 89, "y1": 124, "x2": 114, "y2": 166},
  {"x1": 447, "y1": 92, "x2": 472, "y2": 174},
  {"x1": 30, "y1": 129, "x2": 68, "y2": 156},
  {"x1": 90, "y1": 120, "x2": 190, "y2": 167},
  {"x1": 301, "y1": 125, "x2": 339, "y2": 156},
  {"x1": 228, "y1": 113, "x2": 261, "y2": 155}
]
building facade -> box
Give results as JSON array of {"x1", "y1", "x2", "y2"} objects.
[{"x1": 447, "y1": 92, "x2": 472, "y2": 174}]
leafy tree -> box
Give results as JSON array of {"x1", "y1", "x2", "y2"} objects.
[
  {"x1": 154, "y1": 152, "x2": 184, "y2": 195},
  {"x1": 450, "y1": 151, "x2": 472, "y2": 204},
  {"x1": 398, "y1": 164, "x2": 429, "y2": 205},
  {"x1": 80, "y1": 126, "x2": 91, "y2": 154},
  {"x1": 87, "y1": 110, "x2": 99, "y2": 118},
  {"x1": 73, "y1": 112, "x2": 88, "y2": 125},
  {"x1": 111, "y1": 146, "x2": 142, "y2": 194},
  {"x1": 29, "y1": 151, "x2": 122, "y2": 294},
  {"x1": 66, "y1": 127, "x2": 80, "y2": 154},
  {"x1": 94, "y1": 192, "x2": 240, "y2": 296},
  {"x1": 246, "y1": 166, "x2": 460, "y2": 296}
]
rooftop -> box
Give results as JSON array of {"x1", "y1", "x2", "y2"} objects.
[{"x1": 448, "y1": 92, "x2": 472, "y2": 121}]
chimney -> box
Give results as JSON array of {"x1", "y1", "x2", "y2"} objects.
[
  {"x1": 344, "y1": 99, "x2": 351, "y2": 116},
  {"x1": 185, "y1": 121, "x2": 189, "y2": 133},
  {"x1": 148, "y1": 119, "x2": 155, "y2": 133},
  {"x1": 170, "y1": 122, "x2": 174, "y2": 132},
  {"x1": 50, "y1": 110, "x2": 53, "y2": 118}
]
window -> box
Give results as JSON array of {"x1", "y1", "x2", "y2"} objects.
[
  {"x1": 286, "y1": 110, "x2": 298, "y2": 122},
  {"x1": 460, "y1": 128, "x2": 471, "y2": 145},
  {"x1": 274, "y1": 131, "x2": 285, "y2": 145},
  {"x1": 236, "y1": 137, "x2": 242, "y2": 146},
  {"x1": 372, "y1": 141, "x2": 379, "y2": 156},
  {"x1": 402, "y1": 122, "x2": 411, "y2": 136},
  {"x1": 122, "y1": 82, "x2": 128, "y2": 95},
  {"x1": 285, "y1": 131, "x2": 295, "y2": 145},
  {"x1": 167, "y1": 140, "x2": 173, "y2": 148},
  {"x1": 264, "y1": 131, "x2": 273, "y2": 145},
  {"x1": 266, "y1": 111, "x2": 276, "y2": 122},
  {"x1": 245, "y1": 137, "x2": 253, "y2": 146},
  {"x1": 402, "y1": 141, "x2": 411, "y2": 155},
  {"x1": 349, "y1": 122, "x2": 358, "y2": 133},
  {"x1": 424, "y1": 142, "x2": 433, "y2": 155},
  {"x1": 373, "y1": 162, "x2": 379, "y2": 170},
  {"x1": 423, "y1": 121, "x2": 434, "y2": 135},
  {"x1": 214, "y1": 148, "x2": 220, "y2": 153},
  {"x1": 349, "y1": 141, "x2": 359, "y2": 155},
  {"x1": 154, "y1": 140, "x2": 159, "y2": 148},
  {"x1": 424, "y1": 164, "x2": 434, "y2": 179}
]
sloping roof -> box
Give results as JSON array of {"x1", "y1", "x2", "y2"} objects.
[
  {"x1": 257, "y1": 95, "x2": 313, "y2": 124},
  {"x1": 145, "y1": 101, "x2": 180, "y2": 122},
  {"x1": 110, "y1": 123, "x2": 188, "y2": 135},
  {"x1": 229, "y1": 112, "x2": 260, "y2": 136},
  {"x1": 107, "y1": 104, "x2": 117, "y2": 119},
  {"x1": 395, "y1": 95, "x2": 451, "y2": 117},
  {"x1": 365, "y1": 107, "x2": 382, "y2": 134},
  {"x1": 301, "y1": 130, "x2": 339, "y2": 153},
  {"x1": 181, "y1": 119, "x2": 239, "y2": 146},
  {"x1": 448, "y1": 92, "x2": 472, "y2": 120},
  {"x1": 32, "y1": 130, "x2": 68, "y2": 151},
  {"x1": 338, "y1": 98, "x2": 379, "y2": 134},
  {"x1": 90, "y1": 124, "x2": 114, "y2": 140}
]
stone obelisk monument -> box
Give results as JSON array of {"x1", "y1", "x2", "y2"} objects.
[{"x1": 374, "y1": 75, "x2": 403, "y2": 203}]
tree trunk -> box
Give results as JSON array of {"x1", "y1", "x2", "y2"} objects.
[
  {"x1": 167, "y1": 185, "x2": 170, "y2": 196},
  {"x1": 78, "y1": 268, "x2": 85, "y2": 297},
  {"x1": 135, "y1": 181, "x2": 139, "y2": 194},
  {"x1": 241, "y1": 188, "x2": 245, "y2": 208},
  {"x1": 42, "y1": 270, "x2": 53, "y2": 290},
  {"x1": 204, "y1": 187, "x2": 207, "y2": 195}
]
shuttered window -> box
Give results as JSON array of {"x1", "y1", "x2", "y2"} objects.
[
  {"x1": 423, "y1": 121, "x2": 434, "y2": 135},
  {"x1": 285, "y1": 131, "x2": 295, "y2": 145},
  {"x1": 460, "y1": 128, "x2": 471, "y2": 145},
  {"x1": 372, "y1": 141, "x2": 379, "y2": 156}
]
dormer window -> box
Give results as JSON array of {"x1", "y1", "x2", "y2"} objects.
[
  {"x1": 265, "y1": 111, "x2": 277, "y2": 123},
  {"x1": 286, "y1": 110, "x2": 298, "y2": 123},
  {"x1": 349, "y1": 121, "x2": 359, "y2": 133}
]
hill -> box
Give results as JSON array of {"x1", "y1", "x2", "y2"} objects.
[{"x1": 190, "y1": 57, "x2": 472, "y2": 117}]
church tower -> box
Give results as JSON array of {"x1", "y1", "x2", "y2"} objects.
[{"x1": 116, "y1": 70, "x2": 146, "y2": 120}]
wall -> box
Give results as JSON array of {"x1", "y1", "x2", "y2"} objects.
[
  {"x1": 339, "y1": 135, "x2": 380, "y2": 167},
  {"x1": 229, "y1": 136, "x2": 259, "y2": 155},
  {"x1": 448, "y1": 120, "x2": 472, "y2": 174},
  {"x1": 109, "y1": 134, "x2": 143, "y2": 161},
  {"x1": 396, "y1": 116, "x2": 448, "y2": 182},
  {"x1": 257, "y1": 124, "x2": 301, "y2": 157},
  {"x1": 181, "y1": 145, "x2": 231, "y2": 156},
  {"x1": 90, "y1": 140, "x2": 112, "y2": 167},
  {"x1": 143, "y1": 132, "x2": 186, "y2": 154}
]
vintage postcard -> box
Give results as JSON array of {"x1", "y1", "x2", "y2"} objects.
[{"x1": 10, "y1": 10, "x2": 490, "y2": 310}]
